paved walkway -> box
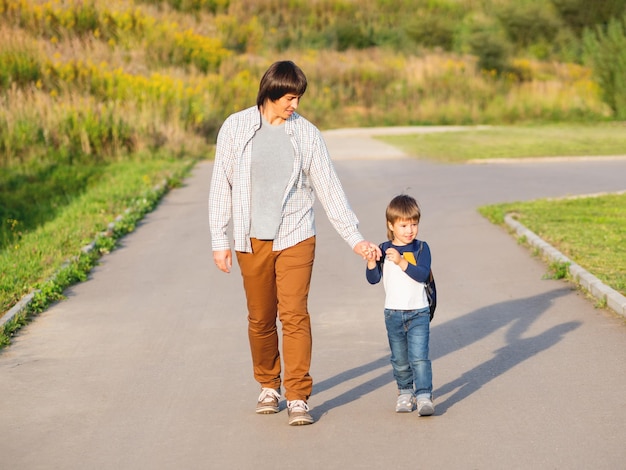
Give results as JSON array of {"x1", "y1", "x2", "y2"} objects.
[{"x1": 1, "y1": 128, "x2": 626, "y2": 469}]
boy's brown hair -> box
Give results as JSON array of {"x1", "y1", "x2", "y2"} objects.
[{"x1": 385, "y1": 194, "x2": 421, "y2": 241}]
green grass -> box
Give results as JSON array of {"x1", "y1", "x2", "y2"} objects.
[
  {"x1": 376, "y1": 123, "x2": 626, "y2": 163},
  {"x1": 0, "y1": 155, "x2": 196, "y2": 316},
  {"x1": 479, "y1": 193, "x2": 626, "y2": 298}
]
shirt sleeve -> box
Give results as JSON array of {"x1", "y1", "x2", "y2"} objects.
[
  {"x1": 403, "y1": 241, "x2": 431, "y2": 283},
  {"x1": 208, "y1": 120, "x2": 235, "y2": 252},
  {"x1": 308, "y1": 132, "x2": 364, "y2": 249},
  {"x1": 366, "y1": 242, "x2": 386, "y2": 284},
  {"x1": 366, "y1": 262, "x2": 383, "y2": 284}
]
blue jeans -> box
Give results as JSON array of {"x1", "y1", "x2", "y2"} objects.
[{"x1": 384, "y1": 307, "x2": 432, "y2": 398}]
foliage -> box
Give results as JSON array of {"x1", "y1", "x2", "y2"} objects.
[
  {"x1": 457, "y1": 11, "x2": 517, "y2": 74},
  {"x1": 0, "y1": 0, "x2": 621, "y2": 152},
  {"x1": 551, "y1": 0, "x2": 626, "y2": 36},
  {"x1": 544, "y1": 260, "x2": 571, "y2": 280},
  {"x1": 496, "y1": 1, "x2": 562, "y2": 59},
  {"x1": 138, "y1": 0, "x2": 230, "y2": 14},
  {"x1": 404, "y1": 9, "x2": 458, "y2": 51},
  {"x1": 583, "y1": 15, "x2": 626, "y2": 119},
  {"x1": 468, "y1": 27, "x2": 511, "y2": 74}
]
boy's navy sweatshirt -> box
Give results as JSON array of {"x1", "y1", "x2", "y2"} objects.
[{"x1": 366, "y1": 239, "x2": 432, "y2": 284}]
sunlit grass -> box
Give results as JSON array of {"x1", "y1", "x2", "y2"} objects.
[
  {"x1": 0, "y1": 155, "x2": 195, "y2": 314},
  {"x1": 479, "y1": 192, "x2": 626, "y2": 297},
  {"x1": 376, "y1": 123, "x2": 626, "y2": 163}
]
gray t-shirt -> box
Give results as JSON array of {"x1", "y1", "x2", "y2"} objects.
[{"x1": 249, "y1": 115, "x2": 294, "y2": 240}]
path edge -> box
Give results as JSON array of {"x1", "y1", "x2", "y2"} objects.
[
  {"x1": 0, "y1": 177, "x2": 175, "y2": 331},
  {"x1": 504, "y1": 214, "x2": 626, "y2": 319}
]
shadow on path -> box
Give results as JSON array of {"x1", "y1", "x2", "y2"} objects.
[
  {"x1": 431, "y1": 287, "x2": 580, "y2": 414},
  {"x1": 311, "y1": 287, "x2": 579, "y2": 419},
  {"x1": 434, "y1": 320, "x2": 579, "y2": 414},
  {"x1": 312, "y1": 356, "x2": 390, "y2": 419}
]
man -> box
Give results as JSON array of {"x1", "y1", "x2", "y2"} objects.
[{"x1": 209, "y1": 60, "x2": 380, "y2": 426}]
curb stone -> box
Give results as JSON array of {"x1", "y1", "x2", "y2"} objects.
[
  {"x1": 0, "y1": 180, "x2": 170, "y2": 330},
  {"x1": 504, "y1": 214, "x2": 626, "y2": 319},
  {"x1": 0, "y1": 214, "x2": 126, "y2": 329}
]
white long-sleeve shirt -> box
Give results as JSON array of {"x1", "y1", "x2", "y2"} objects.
[{"x1": 209, "y1": 106, "x2": 364, "y2": 253}]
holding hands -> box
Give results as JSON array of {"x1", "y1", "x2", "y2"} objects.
[
  {"x1": 364, "y1": 245, "x2": 408, "y2": 271},
  {"x1": 354, "y1": 240, "x2": 381, "y2": 262}
]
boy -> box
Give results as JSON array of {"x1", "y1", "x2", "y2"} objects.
[{"x1": 365, "y1": 194, "x2": 434, "y2": 415}]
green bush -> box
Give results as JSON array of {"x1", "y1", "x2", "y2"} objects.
[
  {"x1": 468, "y1": 27, "x2": 512, "y2": 74},
  {"x1": 334, "y1": 20, "x2": 375, "y2": 51},
  {"x1": 137, "y1": 0, "x2": 230, "y2": 14},
  {"x1": 405, "y1": 11, "x2": 457, "y2": 51},
  {"x1": 583, "y1": 15, "x2": 626, "y2": 119},
  {"x1": 497, "y1": 2, "x2": 561, "y2": 50},
  {"x1": 551, "y1": 0, "x2": 626, "y2": 36}
]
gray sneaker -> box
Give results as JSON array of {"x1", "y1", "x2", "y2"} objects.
[
  {"x1": 287, "y1": 400, "x2": 314, "y2": 425},
  {"x1": 416, "y1": 397, "x2": 435, "y2": 416},
  {"x1": 256, "y1": 388, "x2": 280, "y2": 414},
  {"x1": 395, "y1": 393, "x2": 415, "y2": 413}
]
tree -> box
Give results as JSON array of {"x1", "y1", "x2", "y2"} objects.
[
  {"x1": 583, "y1": 16, "x2": 626, "y2": 119},
  {"x1": 552, "y1": 0, "x2": 626, "y2": 35}
]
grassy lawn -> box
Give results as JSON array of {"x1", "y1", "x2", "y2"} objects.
[
  {"x1": 0, "y1": 156, "x2": 196, "y2": 345},
  {"x1": 479, "y1": 193, "x2": 626, "y2": 298},
  {"x1": 375, "y1": 123, "x2": 626, "y2": 163}
]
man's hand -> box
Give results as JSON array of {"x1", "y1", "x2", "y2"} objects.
[
  {"x1": 213, "y1": 249, "x2": 232, "y2": 273},
  {"x1": 353, "y1": 241, "x2": 381, "y2": 260}
]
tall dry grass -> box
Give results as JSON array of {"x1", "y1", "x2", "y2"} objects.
[{"x1": 0, "y1": 0, "x2": 614, "y2": 172}]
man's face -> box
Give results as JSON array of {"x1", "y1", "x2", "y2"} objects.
[{"x1": 267, "y1": 93, "x2": 301, "y2": 122}]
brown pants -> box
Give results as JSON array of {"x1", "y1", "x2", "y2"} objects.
[{"x1": 236, "y1": 237, "x2": 316, "y2": 401}]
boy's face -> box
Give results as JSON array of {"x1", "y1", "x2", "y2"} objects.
[{"x1": 388, "y1": 218, "x2": 418, "y2": 245}]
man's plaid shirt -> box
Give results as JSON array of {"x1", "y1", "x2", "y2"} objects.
[{"x1": 209, "y1": 106, "x2": 364, "y2": 253}]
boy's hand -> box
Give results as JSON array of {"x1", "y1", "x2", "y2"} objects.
[
  {"x1": 385, "y1": 247, "x2": 409, "y2": 271},
  {"x1": 385, "y1": 247, "x2": 401, "y2": 264}
]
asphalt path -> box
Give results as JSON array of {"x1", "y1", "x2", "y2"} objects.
[{"x1": 2, "y1": 127, "x2": 626, "y2": 469}]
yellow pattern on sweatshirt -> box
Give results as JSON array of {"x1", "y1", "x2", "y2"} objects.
[{"x1": 402, "y1": 251, "x2": 416, "y2": 266}]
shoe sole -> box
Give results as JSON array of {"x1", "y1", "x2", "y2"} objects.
[
  {"x1": 395, "y1": 407, "x2": 414, "y2": 413},
  {"x1": 289, "y1": 417, "x2": 314, "y2": 425},
  {"x1": 418, "y1": 405, "x2": 434, "y2": 416},
  {"x1": 256, "y1": 406, "x2": 280, "y2": 414}
]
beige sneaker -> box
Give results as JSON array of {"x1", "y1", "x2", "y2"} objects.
[
  {"x1": 416, "y1": 397, "x2": 435, "y2": 416},
  {"x1": 395, "y1": 393, "x2": 415, "y2": 413},
  {"x1": 287, "y1": 400, "x2": 314, "y2": 425},
  {"x1": 256, "y1": 388, "x2": 280, "y2": 414}
]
